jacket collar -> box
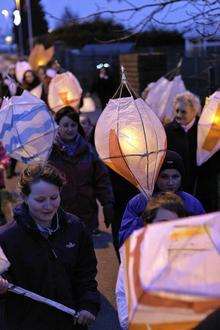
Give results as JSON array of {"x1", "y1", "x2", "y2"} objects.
[
  {"x1": 171, "y1": 116, "x2": 199, "y2": 131},
  {"x1": 14, "y1": 203, "x2": 68, "y2": 237}
]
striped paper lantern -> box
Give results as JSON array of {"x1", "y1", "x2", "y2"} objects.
[{"x1": 0, "y1": 91, "x2": 57, "y2": 163}]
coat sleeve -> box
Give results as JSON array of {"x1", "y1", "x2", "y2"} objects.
[
  {"x1": 74, "y1": 225, "x2": 100, "y2": 316},
  {"x1": 92, "y1": 149, "x2": 115, "y2": 206},
  {"x1": 119, "y1": 194, "x2": 147, "y2": 248}
]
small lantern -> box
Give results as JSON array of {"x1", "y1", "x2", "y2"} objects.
[
  {"x1": 95, "y1": 67, "x2": 167, "y2": 198},
  {"x1": 197, "y1": 91, "x2": 220, "y2": 165},
  {"x1": 28, "y1": 44, "x2": 54, "y2": 71},
  {"x1": 48, "y1": 71, "x2": 82, "y2": 113},
  {"x1": 15, "y1": 61, "x2": 31, "y2": 83},
  {"x1": 145, "y1": 75, "x2": 186, "y2": 124},
  {"x1": 0, "y1": 91, "x2": 57, "y2": 163}
]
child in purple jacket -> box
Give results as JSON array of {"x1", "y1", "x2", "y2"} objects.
[{"x1": 119, "y1": 150, "x2": 205, "y2": 248}]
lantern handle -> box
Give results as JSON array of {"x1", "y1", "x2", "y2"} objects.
[{"x1": 121, "y1": 65, "x2": 127, "y2": 84}]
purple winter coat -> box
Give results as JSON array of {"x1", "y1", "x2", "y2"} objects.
[
  {"x1": 119, "y1": 191, "x2": 205, "y2": 247},
  {"x1": 48, "y1": 136, "x2": 114, "y2": 231}
]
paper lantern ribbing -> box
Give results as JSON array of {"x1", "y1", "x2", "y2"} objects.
[
  {"x1": 122, "y1": 212, "x2": 220, "y2": 329},
  {"x1": 145, "y1": 75, "x2": 186, "y2": 123},
  {"x1": 15, "y1": 61, "x2": 31, "y2": 83},
  {"x1": 28, "y1": 44, "x2": 54, "y2": 71},
  {"x1": 0, "y1": 91, "x2": 57, "y2": 163},
  {"x1": 197, "y1": 91, "x2": 220, "y2": 165},
  {"x1": 95, "y1": 96, "x2": 167, "y2": 197},
  {"x1": 48, "y1": 72, "x2": 82, "y2": 113}
]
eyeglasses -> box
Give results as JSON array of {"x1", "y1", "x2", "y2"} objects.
[{"x1": 96, "y1": 63, "x2": 110, "y2": 69}]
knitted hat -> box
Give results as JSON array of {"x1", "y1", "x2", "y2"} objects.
[{"x1": 160, "y1": 150, "x2": 185, "y2": 178}]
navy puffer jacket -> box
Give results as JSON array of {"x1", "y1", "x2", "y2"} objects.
[{"x1": 0, "y1": 203, "x2": 100, "y2": 330}]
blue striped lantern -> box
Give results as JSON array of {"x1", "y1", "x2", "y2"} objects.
[{"x1": 0, "y1": 91, "x2": 58, "y2": 163}]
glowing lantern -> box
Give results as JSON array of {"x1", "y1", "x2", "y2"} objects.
[
  {"x1": 48, "y1": 71, "x2": 82, "y2": 113},
  {"x1": 122, "y1": 211, "x2": 220, "y2": 329},
  {"x1": 15, "y1": 61, "x2": 31, "y2": 83},
  {"x1": 28, "y1": 44, "x2": 54, "y2": 71},
  {"x1": 145, "y1": 75, "x2": 186, "y2": 124},
  {"x1": 95, "y1": 67, "x2": 167, "y2": 197},
  {"x1": 80, "y1": 95, "x2": 96, "y2": 113},
  {"x1": 197, "y1": 91, "x2": 220, "y2": 165},
  {"x1": 0, "y1": 91, "x2": 57, "y2": 163}
]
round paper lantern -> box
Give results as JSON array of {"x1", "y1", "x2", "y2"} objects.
[
  {"x1": 145, "y1": 75, "x2": 186, "y2": 124},
  {"x1": 15, "y1": 61, "x2": 31, "y2": 83},
  {"x1": 48, "y1": 71, "x2": 82, "y2": 113},
  {"x1": 28, "y1": 44, "x2": 54, "y2": 71},
  {"x1": 95, "y1": 68, "x2": 167, "y2": 197},
  {"x1": 0, "y1": 91, "x2": 57, "y2": 163}
]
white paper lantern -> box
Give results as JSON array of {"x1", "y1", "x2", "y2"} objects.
[
  {"x1": 0, "y1": 91, "x2": 57, "y2": 163},
  {"x1": 15, "y1": 61, "x2": 31, "y2": 83},
  {"x1": 145, "y1": 75, "x2": 186, "y2": 123},
  {"x1": 122, "y1": 211, "x2": 220, "y2": 329},
  {"x1": 48, "y1": 71, "x2": 82, "y2": 113},
  {"x1": 95, "y1": 68, "x2": 167, "y2": 197}
]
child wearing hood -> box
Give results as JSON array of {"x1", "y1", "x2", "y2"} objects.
[{"x1": 119, "y1": 150, "x2": 205, "y2": 248}]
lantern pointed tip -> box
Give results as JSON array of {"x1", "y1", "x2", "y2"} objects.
[{"x1": 121, "y1": 65, "x2": 127, "y2": 84}]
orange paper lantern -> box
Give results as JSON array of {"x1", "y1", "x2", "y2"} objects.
[
  {"x1": 48, "y1": 71, "x2": 82, "y2": 113},
  {"x1": 28, "y1": 44, "x2": 54, "y2": 71}
]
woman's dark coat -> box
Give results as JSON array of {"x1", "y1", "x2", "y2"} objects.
[
  {"x1": 0, "y1": 203, "x2": 100, "y2": 330},
  {"x1": 48, "y1": 138, "x2": 115, "y2": 231},
  {"x1": 165, "y1": 118, "x2": 220, "y2": 211}
]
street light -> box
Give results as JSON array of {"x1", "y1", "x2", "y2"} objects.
[
  {"x1": 15, "y1": 0, "x2": 33, "y2": 51},
  {"x1": 1, "y1": 9, "x2": 9, "y2": 18},
  {"x1": 13, "y1": 10, "x2": 21, "y2": 26},
  {"x1": 14, "y1": 0, "x2": 23, "y2": 56},
  {"x1": 26, "y1": 0, "x2": 33, "y2": 50},
  {"x1": 15, "y1": 0, "x2": 20, "y2": 10}
]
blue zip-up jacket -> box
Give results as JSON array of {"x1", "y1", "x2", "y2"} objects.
[{"x1": 119, "y1": 191, "x2": 205, "y2": 247}]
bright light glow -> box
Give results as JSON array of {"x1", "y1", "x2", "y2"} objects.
[
  {"x1": 13, "y1": 10, "x2": 21, "y2": 26},
  {"x1": 1, "y1": 9, "x2": 9, "y2": 18},
  {"x1": 96, "y1": 63, "x2": 103, "y2": 69},
  {"x1": 15, "y1": 0, "x2": 20, "y2": 10},
  {"x1": 104, "y1": 63, "x2": 110, "y2": 68},
  {"x1": 120, "y1": 127, "x2": 142, "y2": 153},
  {"x1": 5, "y1": 35, "x2": 12, "y2": 45}
]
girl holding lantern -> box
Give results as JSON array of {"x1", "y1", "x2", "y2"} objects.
[
  {"x1": 48, "y1": 107, "x2": 115, "y2": 234},
  {"x1": 0, "y1": 163, "x2": 100, "y2": 330}
]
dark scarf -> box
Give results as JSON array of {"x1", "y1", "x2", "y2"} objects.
[{"x1": 54, "y1": 132, "x2": 82, "y2": 157}]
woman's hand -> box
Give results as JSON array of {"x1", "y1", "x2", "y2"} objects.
[
  {"x1": 0, "y1": 276, "x2": 9, "y2": 294},
  {"x1": 74, "y1": 310, "x2": 96, "y2": 326}
]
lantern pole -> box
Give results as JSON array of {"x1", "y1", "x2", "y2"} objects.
[{"x1": 26, "y1": 0, "x2": 33, "y2": 51}]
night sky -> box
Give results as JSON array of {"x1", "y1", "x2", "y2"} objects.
[{"x1": 0, "y1": 0, "x2": 192, "y2": 35}]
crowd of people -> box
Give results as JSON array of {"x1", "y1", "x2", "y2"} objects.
[{"x1": 0, "y1": 57, "x2": 218, "y2": 329}]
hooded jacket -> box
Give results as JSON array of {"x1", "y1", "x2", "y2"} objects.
[
  {"x1": 48, "y1": 135, "x2": 114, "y2": 231},
  {"x1": 119, "y1": 191, "x2": 205, "y2": 248},
  {"x1": 0, "y1": 203, "x2": 100, "y2": 330}
]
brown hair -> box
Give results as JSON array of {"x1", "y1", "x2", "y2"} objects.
[
  {"x1": 142, "y1": 192, "x2": 187, "y2": 224},
  {"x1": 55, "y1": 107, "x2": 85, "y2": 137},
  {"x1": 19, "y1": 163, "x2": 65, "y2": 196}
]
